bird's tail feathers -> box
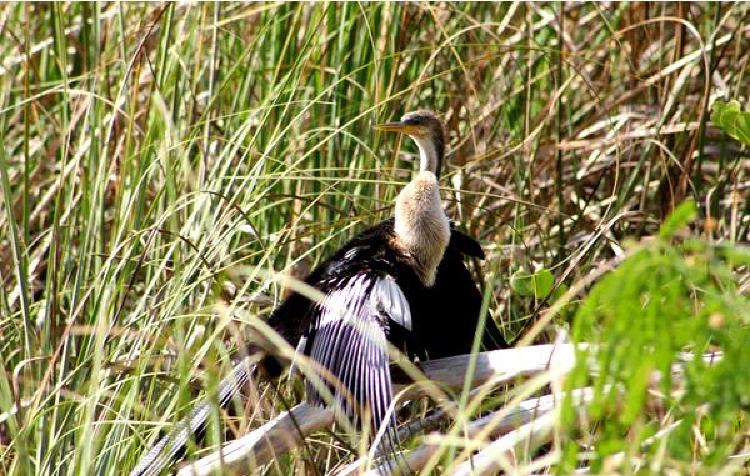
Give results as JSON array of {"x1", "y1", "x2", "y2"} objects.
[{"x1": 129, "y1": 355, "x2": 258, "y2": 476}]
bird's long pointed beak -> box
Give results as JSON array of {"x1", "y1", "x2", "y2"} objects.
[
  {"x1": 374, "y1": 121, "x2": 421, "y2": 134},
  {"x1": 374, "y1": 121, "x2": 405, "y2": 132}
]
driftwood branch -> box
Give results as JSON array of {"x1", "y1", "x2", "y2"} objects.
[
  {"x1": 177, "y1": 345, "x2": 575, "y2": 475},
  {"x1": 172, "y1": 346, "x2": 721, "y2": 476},
  {"x1": 175, "y1": 403, "x2": 333, "y2": 476},
  {"x1": 451, "y1": 410, "x2": 557, "y2": 476},
  {"x1": 347, "y1": 388, "x2": 594, "y2": 476},
  {"x1": 417, "y1": 344, "x2": 576, "y2": 388}
]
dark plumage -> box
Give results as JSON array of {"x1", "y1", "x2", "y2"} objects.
[
  {"x1": 265, "y1": 217, "x2": 504, "y2": 459},
  {"x1": 267, "y1": 218, "x2": 432, "y2": 462},
  {"x1": 130, "y1": 110, "x2": 506, "y2": 476},
  {"x1": 131, "y1": 219, "x2": 452, "y2": 476},
  {"x1": 420, "y1": 223, "x2": 507, "y2": 359}
]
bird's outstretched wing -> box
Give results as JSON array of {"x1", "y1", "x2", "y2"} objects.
[
  {"x1": 305, "y1": 273, "x2": 410, "y2": 464},
  {"x1": 448, "y1": 222, "x2": 485, "y2": 259},
  {"x1": 415, "y1": 224, "x2": 507, "y2": 360}
]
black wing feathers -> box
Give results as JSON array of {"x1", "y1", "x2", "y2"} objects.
[
  {"x1": 416, "y1": 223, "x2": 507, "y2": 359},
  {"x1": 305, "y1": 274, "x2": 408, "y2": 458},
  {"x1": 447, "y1": 223, "x2": 485, "y2": 259}
]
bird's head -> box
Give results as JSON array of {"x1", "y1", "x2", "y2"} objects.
[{"x1": 375, "y1": 110, "x2": 446, "y2": 178}]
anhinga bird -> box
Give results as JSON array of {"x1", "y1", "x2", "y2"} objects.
[
  {"x1": 131, "y1": 110, "x2": 505, "y2": 476},
  {"x1": 377, "y1": 111, "x2": 507, "y2": 359}
]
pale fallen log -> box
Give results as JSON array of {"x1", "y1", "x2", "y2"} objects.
[
  {"x1": 466, "y1": 387, "x2": 593, "y2": 439},
  {"x1": 354, "y1": 439, "x2": 441, "y2": 476},
  {"x1": 451, "y1": 410, "x2": 557, "y2": 476},
  {"x1": 349, "y1": 388, "x2": 594, "y2": 476},
  {"x1": 416, "y1": 344, "x2": 577, "y2": 388},
  {"x1": 175, "y1": 403, "x2": 334, "y2": 476},
  {"x1": 173, "y1": 347, "x2": 720, "y2": 476},
  {"x1": 174, "y1": 345, "x2": 572, "y2": 476},
  {"x1": 450, "y1": 377, "x2": 697, "y2": 476}
]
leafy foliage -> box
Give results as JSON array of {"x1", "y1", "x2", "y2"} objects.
[
  {"x1": 564, "y1": 201, "x2": 750, "y2": 473},
  {"x1": 510, "y1": 268, "x2": 555, "y2": 299},
  {"x1": 712, "y1": 100, "x2": 750, "y2": 146}
]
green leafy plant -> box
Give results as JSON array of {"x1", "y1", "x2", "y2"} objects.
[
  {"x1": 510, "y1": 267, "x2": 555, "y2": 299},
  {"x1": 712, "y1": 99, "x2": 750, "y2": 146},
  {"x1": 562, "y1": 201, "x2": 750, "y2": 473}
]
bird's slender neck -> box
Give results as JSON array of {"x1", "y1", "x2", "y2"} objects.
[
  {"x1": 412, "y1": 136, "x2": 443, "y2": 178},
  {"x1": 394, "y1": 171, "x2": 450, "y2": 287}
]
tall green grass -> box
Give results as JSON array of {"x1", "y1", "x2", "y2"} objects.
[{"x1": 1, "y1": 2, "x2": 748, "y2": 474}]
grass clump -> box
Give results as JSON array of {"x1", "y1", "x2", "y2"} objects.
[
  {"x1": 0, "y1": 2, "x2": 749, "y2": 475},
  {"x1": 564, "y1": 200, "x2": 750, "y2": 473}
]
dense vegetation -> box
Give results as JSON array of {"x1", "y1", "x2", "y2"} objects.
[{"x1": 1, "y1": 2, "x2": 749, "y2": 474}]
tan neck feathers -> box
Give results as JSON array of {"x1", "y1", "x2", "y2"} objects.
[{"x1": 394, "y1": 171, "x2": 450, "y2": 286}]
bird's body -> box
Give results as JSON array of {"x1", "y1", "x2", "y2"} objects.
[
  {"x1": 130, "y1": 111, "x2": 505, "y2": 476},
  {"x1": 130, "y1": 217, "x2": 490, "y2": 476},
  {"x1": 268, "y1": 170, "x2": 449, "y2": 461},
  {"x1": 268, "y1": 218, "x2": 430, "y2": 358}
]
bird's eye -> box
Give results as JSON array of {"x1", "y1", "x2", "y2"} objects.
[{"x1": 403, "y1": 117, "x2": 420, "y2": 126}]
